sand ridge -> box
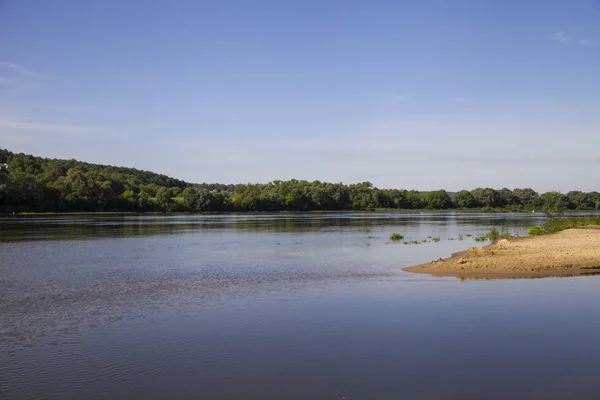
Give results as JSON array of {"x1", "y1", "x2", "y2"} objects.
[{"x1": 403, "y1": 228, "x2": 600, "y2": 279}]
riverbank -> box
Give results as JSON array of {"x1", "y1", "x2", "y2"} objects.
[
  {"x1": 403, "y1": 227, "x2": 600, "y2": 279},
  {"x1": 8, "y1": 209, "x2": 598, "y2": 216}
]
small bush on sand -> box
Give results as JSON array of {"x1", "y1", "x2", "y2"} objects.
[
  {"x1": 527, "y1": 217, "x2": 600, "y2": 236},
  {"x1": 528, "y1": 226, "x2": 544, "y2": 236}
]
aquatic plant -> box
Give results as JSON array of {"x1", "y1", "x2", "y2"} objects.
[
  {"x1": 389, "y1": 232, "x2": 404, "y2": 241},
  {"x1": 432, "y1": 237, "x2": 441, "y2": 243},
  {"x1": 403, "y1": 240, "x2": 421, "y2": 245},
  {"x1": 474, "y1": 226, "x2": 511, "y2": 242}
]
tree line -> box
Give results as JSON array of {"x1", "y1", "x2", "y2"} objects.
[{"x1": 1, "y1": 148, "x2": 598, "y2": 213}]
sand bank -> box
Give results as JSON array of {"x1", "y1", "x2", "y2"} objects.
[{"x1": 403, "y1": 228, "x2": 600, "y2": 279}]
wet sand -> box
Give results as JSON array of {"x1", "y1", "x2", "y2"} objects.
[{"x1": 403, "y1": 228, "x2": 600, "y2": 279}]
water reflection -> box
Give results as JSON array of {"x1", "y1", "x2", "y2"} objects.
[
  {"x1": 457, "y1": 271, "x2": 600, "y2": 281},
  {"x1": 0, "y1": 212, "x2": 551, "y2": 242}
]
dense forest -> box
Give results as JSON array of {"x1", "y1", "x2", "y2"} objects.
[{"x1": 1, "y1": 148, "x2": 599, "y2": 213}]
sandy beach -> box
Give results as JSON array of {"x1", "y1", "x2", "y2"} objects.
[{"x1": 403, "y1": 228, "x2": 600, "y2": 279}]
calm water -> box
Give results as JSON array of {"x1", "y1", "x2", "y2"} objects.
[{"x1": 2, "y1": 213, "x2": 600, "y2": 399}]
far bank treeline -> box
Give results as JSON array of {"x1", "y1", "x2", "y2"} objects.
[{"x1": 1, "y1": 148, "x2": 599, "y2": 213}]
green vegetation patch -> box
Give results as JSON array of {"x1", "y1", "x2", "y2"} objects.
[
  {"x1": 3, "y1": 147, "x2": 600, "y2": 214},
  {"x1": 528, "y1": 217, "x2": 600, "y2": 236},
  {"x1": 389, "y1": 232, "x2": 404, "y2": 241},
  {"x1": 474, "y1": 226, "x2": 511, "y2": 242},
  {"x1": 528, "y1": 226, "x2": 544, "y2": 236}
]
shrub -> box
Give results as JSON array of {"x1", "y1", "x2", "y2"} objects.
[
  {"x1": 528, "y1": 226, "x2": 544, "y2": 236},
  {"x1": 475, "y1": 226, "x2": 511, "y2": 242},
  {"x1": 527, "y1": 216, "x2": 600, "y2": 236},
  {"x1": 432, "y1": 237, "x2": 441, "y2": 243},
  {"x1": 487, "y1": 227, "x2": 500, "y2": 240},
  {"x1": 389, "y1": 232, "x2": 404, "y2": 241}
]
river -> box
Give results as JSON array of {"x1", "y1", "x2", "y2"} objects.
[{"x1": 2, "y1": 213, "x2": 600, "y2": 399}]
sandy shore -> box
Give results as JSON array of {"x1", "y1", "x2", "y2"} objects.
[{"x1": 403, "y1": 228, "x2": 600, "y2": 279}]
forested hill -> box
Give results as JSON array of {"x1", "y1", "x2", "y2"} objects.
[
  {"x1": 1, "y1": 148, "x2": 599, "y2": 213},
  {"x1": 0, "y1": 148, "x2": 223, "y2": 212},
  {"x1": 0, "y1": 148, "x2": 188, "y2": 188}
]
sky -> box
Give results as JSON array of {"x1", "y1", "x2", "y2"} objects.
[{"x1": 1, "y1": 0, "x2": 599, "y2": 191}]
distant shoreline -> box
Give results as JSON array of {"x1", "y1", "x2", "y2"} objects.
[
  {"x1": 6, "y1": 209, "x2": 597, "y2": 216},
  {"x1": 403, "y1": 227, "x2": 600, "y2": 280}
]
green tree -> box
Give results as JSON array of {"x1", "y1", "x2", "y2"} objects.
[
  {"x1": 138, "y1": 191, "x2": 150, "y2": 209},
  {"x1": 471, "y1": 188, "x2": 502, "y2": 208},
  {"x1": 588, "y1": 192, "x2": 600, "y2": 210},
  {"x1": 453, "y1": 190, "x2": 477, "y2": 208},
  {"x1": 383, "y1": 189, "x2": 409, "y2": 209},
  {"x1": 349, "y1": 182, "x2": 375, "y2": 210},
  {"x1": 541, "y1": 191, "x2": 568, "y2": 220},
  {"x1": 566, "y1": 191, "x2": 593, "y2": 210},
  {"x1": 404, "y1": 190, "x2": 425, "y2": 209},
  {"x1": 512, "y1": 188, "x2": 542, "y2": 210},
  {"x1": 170, "y1": 187, "x2": 182, "y2": 198},
  {"x1": 181, "y1": 187, "x2": 198, "y2": 211},
  {"x1": 156, "y1": 187, "x2": 175, "y2": 211},
  {"x1": 497, "y1": 188, "x2": 517, "y2": 208},
  {"x1": 425, "y1": 190, "x2": 453, "y2": 209}
]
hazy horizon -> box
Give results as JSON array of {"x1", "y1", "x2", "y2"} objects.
[{"x1": 2, "y1": 1, "x2": 599, "y2": 192}]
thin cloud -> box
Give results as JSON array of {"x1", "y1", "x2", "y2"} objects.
[
  {"x1": 553, "y1": 32, "x2": 595, "y2": 47},
  {"x1": 388, "y1": 93, "x2": 408, "y2": 103},
  {"x1": 452, "y1": 97, "x2": 474, "y2": 103},
  {"x1": 553, "y1": 31, "x2": 571, "y2": 44},
  {"x1": 0, "y1": 77, "x2": 42, "y2": 92},
  {"x1": 36, "y1": 104, "x2": 98, "y2": 114},
  {"x1": 0, "y1": 117, "x2": 108, "y2": 135},
  {"x1": 0, "y1": 61, "x2": 44, "y2": 79},
  {"x1": 0, "y1": 61, "x2": 45, "y2": 92},
  {"x1": 451, "y1": 154, "x2": 600, "y2": 167}
]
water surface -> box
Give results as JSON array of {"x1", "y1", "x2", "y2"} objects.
[{"x1": 2, "y1": 213, "x2": 600, "y2": 399}]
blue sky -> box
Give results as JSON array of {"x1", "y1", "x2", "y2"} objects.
[{"x1": 1, "y1": 0, "x2": 599, "y2": 191}]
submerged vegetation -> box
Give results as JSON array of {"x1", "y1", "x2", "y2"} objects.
[
  {"x1": 3, "y1": 148, "x2": 600, "y2": 213},
  {"x1": 475, "y1": 226, "x2": 511, "y2": 242},
  {"x1": 389, "y1": 232, "x2": 404, "y2": 241}
]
